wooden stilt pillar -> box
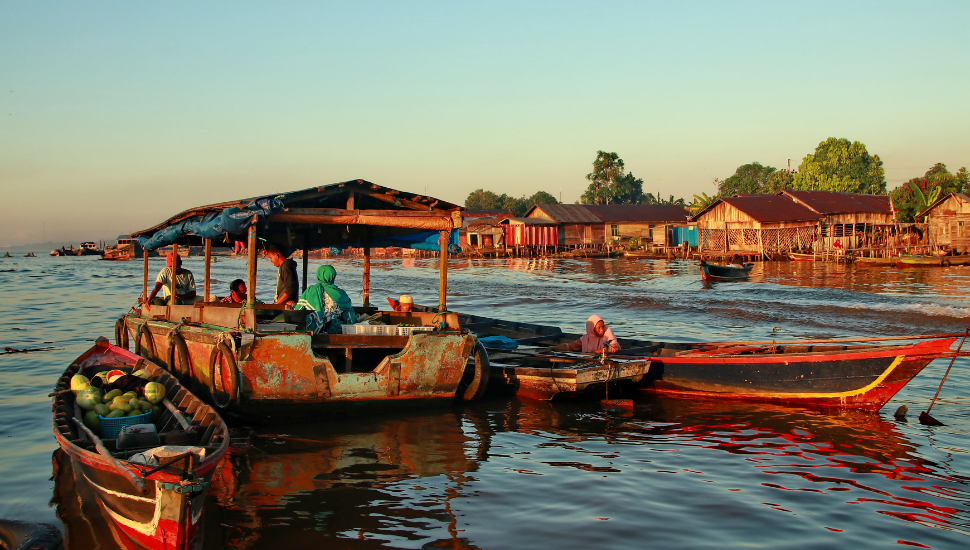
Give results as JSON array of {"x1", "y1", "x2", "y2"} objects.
[
  {"x1": 203, "y1": 238, "x2": 211, "y2": 303},
  {"x1": 439, "y1": 231, "x2": 449, "y2": 312},
  {"x1": 142, "y1": 248, "x2": 149, "y2": 304},
  {"x1": 362, "y1": 231, "x2": 371, "y2": 308},
  {"x1": 247, "y1": 222, "x2": 257, "y2": 306}
]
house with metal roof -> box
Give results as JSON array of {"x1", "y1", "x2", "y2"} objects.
[
  {"x1": 690, "y1": 195, "x2": 821, "y2": 257},
  {"x1": 522, "y1": 203, "x2": 692, "y2": 249},
  {"x1": 919, "y1": 192, "x2": 970, "y2": 254}
]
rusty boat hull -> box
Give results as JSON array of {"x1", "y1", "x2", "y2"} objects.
[{"x1": 52, "y1": 339, "x2": 229, "y2": 550}]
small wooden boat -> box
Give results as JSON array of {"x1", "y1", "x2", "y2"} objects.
[
  {"x1": 52, "y1": 338, "x2": 229, "y2": 550},
  {"x1": 896, "y1": 255, "x2": 945, "y2": 267},
  {"x1": 699, "y1": 260, "x2": 753, "y2": 281},
  {"x1": 623, "y1": 250, "x2": 656, "y2": 260},
  {"x1": 485, "y1": 348, "x2": 649, "y2": 400},
  {"x1": 454, "y1": 311, "x2": 966, "y2": 411},
  {"x1": 852, "y1": 257, "x2": 898, "y2": 267}
]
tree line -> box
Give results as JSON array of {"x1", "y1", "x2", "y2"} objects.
[{"x1": 465, "y1": 139, "x2": 967, "y2": 222}]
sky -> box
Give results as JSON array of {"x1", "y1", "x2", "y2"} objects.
[{"x1": 2, "y1": 1, "x2": 969, "y2": 246}]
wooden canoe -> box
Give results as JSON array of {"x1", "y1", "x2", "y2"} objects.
[
  {"x1": 485, "y1": 349, "x2": 649, "y2": 400},
  {"x1": 51, "y1": 338, "x2": 229, "y2": 550},
  {"x1": 896, "y1": 255, "x2": 945, "y2": 267},
  {"x1": 457, "y1": 312, "x2": 964, "y2": 411},
  {"x1": 699, "y1": 260, "x2": 753, "y2": 281}
]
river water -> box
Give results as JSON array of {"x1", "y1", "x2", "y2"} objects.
[{"x1": 2, "y1": 254, "x2": 969, "y2": 549}]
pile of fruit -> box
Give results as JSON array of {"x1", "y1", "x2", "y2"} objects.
[{"x1": 70, "y1": 369, "x2": 167, "y2": 436}]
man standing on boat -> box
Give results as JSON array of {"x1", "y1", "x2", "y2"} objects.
[
  {"x1": 146, "y1": 252, "x2": 196, "y2": 305},
  {"x1": 265, "y1": 243, "x2": 298, "y2": 308}
]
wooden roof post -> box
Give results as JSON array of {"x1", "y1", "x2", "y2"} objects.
[
  {"x1": 203, "y1": 238, "x2": 212, "y2": 303},
  {"x1": 142, "y1": 247, "x2": 149, "y2": 304},
  {"x1": 362, "y1": 229, "x2": 371, "y2": 308},
  {"x1": 438, "y1": 230, "x2": 448, "y2": 312},
  {"x1": 302, "y1": 233, "x2": 309, "y2": 293},
  {"x1": 247, "y1": 221, "x2": 257, "y2": 306},
  {"x1": 170, "y1": 243, "x2": 179, "y2": 306}
]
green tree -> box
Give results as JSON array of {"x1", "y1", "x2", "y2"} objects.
[
  {"x1": 582, "y1": 151, "x2": 626, "y2": 204},
  {"x1": 526, "y1": 191, "x2": 559, "y2": 207},
  {"x1": 465, "y1": 189, "x2": 501, "y2": 209},
  {"x1": 890, "y1": 163, "x2": 967, "y2": 221},
  {"x1": 613, "y1": 172, "x2": 646, "y2": 204},
  {"x1": 792, "y1": 138, "x2": 886, "y2": 194},
  {"x1": 717, "y1": 162, "x2": 792, "y2": 196}
]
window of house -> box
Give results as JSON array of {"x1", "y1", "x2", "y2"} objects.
[
  {"x1": 469, "y1": 234, "x2": 479, "y2": 246},
  {"x1": 611, "y1": 225, "x2": 619, "y2": 238}
]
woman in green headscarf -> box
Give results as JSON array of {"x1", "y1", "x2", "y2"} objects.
[{"x1": 295, "y1": 265, "x2": 356, "y2": 334}]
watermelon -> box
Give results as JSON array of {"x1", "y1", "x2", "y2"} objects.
[
  {"x1": 106, "y1": 370, "x2": 126, "y2": 384},
  {"x1": 83, "y1": 410, "x2": 101, "y2": 433},
  {"x1": 76, "y1": 388, "x2": 103, "y2": 410},
  {"x1": 70, "y1": 374, "x2": 91, "y2": 394},
  {"x1": 143, "y1": 382, "x2": 166, "y2": 405}
]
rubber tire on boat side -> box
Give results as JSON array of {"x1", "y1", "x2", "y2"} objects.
[
  {"x1": 0, "y1": 519, "x2": 63, "y2": 550},
  {"x1": 460, "y1": 340, "x2": 490, "y2": 401},
  {"x1": 168, "y1": 332, "x2": 191, "y2": 382},
  {"x1": 208, "y1": 342, "x2": 238, "y2": 408},
  {"x1": 134, "y1": 323, "x2": 155, "y2": 362},
  {"x1": 114, "y1": 316, "x2": 129, "y2": 351}
]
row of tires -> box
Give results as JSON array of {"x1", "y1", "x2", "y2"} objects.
[{"x1": 115, "y1": 317, "x2": 491, "y2": 403}]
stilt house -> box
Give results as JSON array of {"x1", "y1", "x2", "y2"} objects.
[
  {"x1": 779, "y1": 190, "x2": 894, "y2": 254},
  {"x1": 920, "y1": 192, "x2": 970, "y2": 254},
  {"x1": 691, "y1": 195, "x2": 820, "y2": 257}
]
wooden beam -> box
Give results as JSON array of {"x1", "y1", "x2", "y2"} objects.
[
  {"x1": 302, "y1": 233, "x2": 309, "y2": 293},
  {"x1": 247, "y1": 222, "x2": 257, "y2": 306},
  {"x1": 357, "y1": 190, "x2": 449, "y2": 212},
  {"x1": 203, "y1": 238, "x2": 211, "y2": 302},
  {"x1": 270, "y1": 211, "x2": 454, "y2": 231},
  {"x1": 362, "y1": 230, "x2": 371, "y2": 308},
  {"x1": 439, "y1": 231, "x2": 448, "y2": 311},
  {"x1": 170, "y1": 243, "x2": 178, "y2": 306},
  {"x1": 142, "y1": 248, "x2": 149, "y2": 303}
]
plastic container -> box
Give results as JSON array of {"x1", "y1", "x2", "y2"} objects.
[
  {"x1": 397, "y1": 326, "x2": 434, "y2": 337},
  {"x1": 117, "y1": 424, "x2": 160, "y2": 450},
  {"x1": 256, "y1": 323, "x2": 298, "y2": 332},
  {"x1": 99, "y1": 411, "x2": 151, "y2": 439},
  {"x1": 342, "y1": 324, "x2": 396, "y2": 336}
]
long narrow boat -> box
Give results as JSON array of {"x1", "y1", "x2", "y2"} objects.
[
  {"x1": 699, "y1": 260, "x2": 753, "y2": 281},
  {"x1": 450, "y1": 311, "x2": 965, "y2": 410},
  {"x1": 896, "y1": 255, "x2": 946, "y2": 267},
  {"x1": 52, "y1": 338, "x2": 229, "y2": 550},
  {"x1": 119, "y1": 180, "x2": 486, "y2": 423},
  {"x1": 484, "y1": 348, "x2": 649, "y2": 400}
]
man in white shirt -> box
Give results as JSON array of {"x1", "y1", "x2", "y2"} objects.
[{"x1": 146, "y1": 252, "x2": 197, "y2": 305}]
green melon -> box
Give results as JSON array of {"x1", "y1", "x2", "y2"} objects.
[
  {"x1": 76, "y1": 388, "x2": 103, "y2": 410},
  {"x1": 83, "y1": 410, "x2": 100, "y2": 433},
  {"x1": 70, "y1": 374, "x2": 91, "y2": 394},
  {"x1": 143, "y1": 382, "x2": 166, "y2": 405}
]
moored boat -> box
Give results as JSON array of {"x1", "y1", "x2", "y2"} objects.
[
  {"x1": 51, "y1": 338, "x2": 229, "y2": 550},
  {"x1": 895, "y1": 255, "x2": 945, "y2": 267},
  {"x1": 698, "y1": 260, "x2": 753, "y2": 281},
  {"x1": 117, "y1": 180, "x2": 487, "y2": 423},
  {"x1": 452, "y1": 311, "x2": 966, "y2": 411}
]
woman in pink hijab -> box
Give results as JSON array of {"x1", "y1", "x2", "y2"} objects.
[{"x1": 552, "y1": 315, "x2": 621, "y2": 354}]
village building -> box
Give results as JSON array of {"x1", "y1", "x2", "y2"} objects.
[
  {"x1": 458, "y1": 208, "x2": 512, "y2": 252},
  {"x1": 920, "y1": 192, "x2": 970, "y2": 254},
  {"x1": 581, "y1": 204, "x2": 692, "y2": 249},
  {"x1": 691, "y1": 194, "x2": 820, "y2": 258},
  {"x1": 779, "y1": 190, "x2": 894, "y2": 254}
]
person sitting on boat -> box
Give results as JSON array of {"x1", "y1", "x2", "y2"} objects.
[
  {"x1": 551, "y1": 315, "x2": 621, "y2": 354},
  {"x1": 265, "y1": 243, "x2": 299, "y2": 308},
  {"x1": 220, "y1": 279, "x2": 247, "y2": 304},
  {"x1": 146, "y1": 252, "x2": 196, "y2": 305},
  {"x1": 387, "y1": 294, "x2": 414, "y2": 312},
  {"x1": 295, "y1": 264, "x2": 356, "y2": 334}
]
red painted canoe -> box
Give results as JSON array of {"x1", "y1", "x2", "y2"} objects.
[{"x1": 51, "y1": 338, "x2": 229, "y2": 550}]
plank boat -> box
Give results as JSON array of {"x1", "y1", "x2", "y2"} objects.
[
  {"x1": 852, "y1": 257, "x2": 898, "y2": 267},
  {"x1": 51, "y1": 338, "x2": 229, "y2": 550},
  {"x1": 453, "y1": 311, "x2": 966, "y2": 411},
  {"x1": 118, "y1": 180, "x2": 487, "y2": 423},
  {"x1": 896, "y1": 255, "x2": 945, "y2": 267},
  {"x1": 484, "y1": 348, "x2": 649, "y2": 400},
  {"x1": 699, "y1": 260, "x2": 753, "y2": 281}
]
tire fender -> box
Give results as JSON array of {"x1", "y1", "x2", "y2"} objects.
[
  {"x1": 114, "y1": 316, "x2": 129, "y2": 350},
  {"x1": 460, "y1": 340, "x2": 490, "y2": 401},
  {"x1": 134, "y1": 323, "x2": 155, "y2": 361},
  {"x1": 208, "y1": 342, "x2": 239, "y2": 408},
  {"x1": 167, "y1": 331, "x2": 191, "y2": 382}
]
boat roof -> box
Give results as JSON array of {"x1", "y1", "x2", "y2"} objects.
[{"x1": 131, "y1": 179, "x2": 464, "y2": 251}]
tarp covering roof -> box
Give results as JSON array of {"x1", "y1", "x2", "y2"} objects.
[
  {"x1": 131, "y1": 179, "x2": 463, "y2": 252},
  {"x1": 780, "y1": 190, "x2": 892, "y2": 215}
]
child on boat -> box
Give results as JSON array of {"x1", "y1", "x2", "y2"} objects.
[{"x1": 551, "y1": 315, "x2": 621, "y2": 354}]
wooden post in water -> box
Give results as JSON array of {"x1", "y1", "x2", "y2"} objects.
[
  {"x1": 142, "y1": 248, "x2": 149, "y2": 304},
  {"x1": 362, "y1": 230, "x2": 371, "y2": 308},
  {"x1": 302, "y1": 233, "x2": 309, "y2": 293},
  {"x1": 247, "y1": 222, "x2": 257, "y2": 305},
  {"x1": 170, "y1": 243, "x2": 178, "y2": 306},
  {"x1": 438, "y1": 230, "x2": 449, "y2": 311},
  {"x1": 203, "y1": 238, "x2": 211, "y2": 303}
]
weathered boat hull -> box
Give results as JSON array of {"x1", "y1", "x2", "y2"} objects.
[
  {"x1": 52, "y1": 339, "x2": 229, "y2": 550},
  {"x1": 491, "y1": 358, "x2": 649, "y2": 400},
  {"x1": 896, "y1": 256, "x2": 945, "y2": 267},
  {"x1": 122, "y1": 310, "x2": 477, "y2": 422}
]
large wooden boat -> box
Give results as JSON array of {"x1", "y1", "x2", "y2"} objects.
[
  {"x1": 453, "y1": 311, "x2": 965, "y2": 410},
  {"x1": 117, "y1": 180, "x2": 487, "y2": 423},
  {"x1": 699, "y1": 260, "x2": 753, "y2": 281},
  {"x1": 51, "y1": 338, "x2": 229, "y2": 550}
]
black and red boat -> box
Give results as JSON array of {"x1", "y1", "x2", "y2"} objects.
[
  {"x1": 451, "y1": 311, "x2": 966, "y2": 410},
  {"x1": 698, "y1": 260, "x2": 754, "y2": 281},
  {"x1": 51, "y1": 338, "x2": 229, "y2": 550}
]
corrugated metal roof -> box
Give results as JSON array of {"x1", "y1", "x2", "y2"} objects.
[
  {"x1": 500, "y1": 217, "x2": 558, "y2": 225},
  {"x1": 700, "y1": 195, "x2": 820, "y2": 223},
  {"x1": 527, "y1": 204, "x2": 601, "y2": 223},
  {"x1": 919, "y1": 192, "x2": 970, "y2": 218},
  {"x1": 781, "y1": 190, "x2": 892, "y2": 215},
  {"x1": 581, "y1": 204, "x2": 690, "y2": 223}
]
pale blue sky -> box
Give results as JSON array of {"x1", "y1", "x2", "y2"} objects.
[{"x1": 2, "y1": 1, "x2": 968, "y2": 245}]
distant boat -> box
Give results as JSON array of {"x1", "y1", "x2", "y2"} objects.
[
  {"x1": 24, "y1": 252, "x2": 36, "y2": 257},
  {"x1": 896, "y1": 255, "x2": 945, "y2": 267},
  {"x1": 699, "y1": 260, "x2": 753, "y2": 281}
]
